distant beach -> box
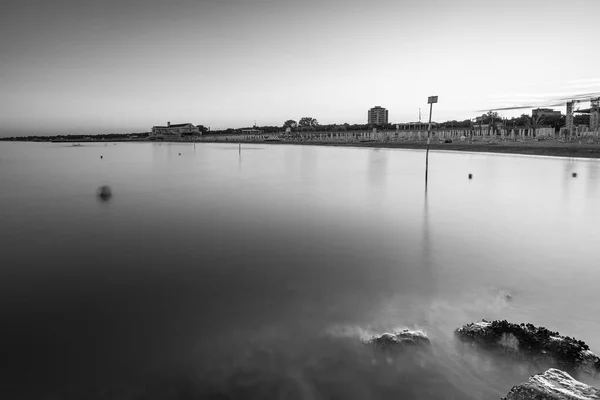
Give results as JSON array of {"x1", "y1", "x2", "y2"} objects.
[
  {"x1": 6, "y1": 135, "x2": 600, "y2": 159},
  {"x1": 204, "y1": 137, "x2": 600, "y2": 159}
]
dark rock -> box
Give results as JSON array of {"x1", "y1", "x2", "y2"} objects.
[
  {"x1": 456, "y1": 320, "x2": 600, "y2": 376},
  {"x1": 502, "y1": 368, "x2": 600, "y2": 400},
  {"x1": 368, "y1": 329, "x2": 431, "y2": 352}
]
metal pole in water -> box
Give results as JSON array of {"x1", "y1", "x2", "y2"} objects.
[{"x1": 425, "y1": 96, "x2": 438, "y2": 190}]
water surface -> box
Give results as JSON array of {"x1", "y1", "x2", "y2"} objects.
[{"x1": 1, "y1": 142, "x2": 599, "y2": 399}]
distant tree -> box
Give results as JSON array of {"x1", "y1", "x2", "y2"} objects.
[
  {"x1": 483, "y1": 111, "x2": 500, "y2": 123},
  {"x1": 543, "y1": 115, "x2": 564, "y2": 132},
  {"x1": 299, "y1": 117, "x2": 318, "y2": 127},
  {"x1": 283, "y1": 119, "x2": 297, "y2": 128},
  {"x1": 196, "y1": 125, "x2": 208, "y2": 133},
  {"x1": 512, "y1": 114, "x2": 531, "y2": 127},
  {"x1": 476, "y1": 111, "x2": 501, "y2": 134},
  {"x1": 258, "y1": 126, "x2": 280, "y2": 133},
  {"x1": 442, "y1": 119, "x2": 471, "y2": 128},
  {"x1": 348, "y1": 123, "x2": 369, "y2": 131},
  {"x1": 523, "y1": 114, "x2": 546, "y2": 137},
  {"x1": 574, "y1": 114, "x2": 589, "y2": 126}
]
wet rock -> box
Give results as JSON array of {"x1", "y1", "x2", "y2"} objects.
[
  {"x1": 368, "y1": 329, "x2": 431, "y2": 352},
  {"x1": 456, "y1": 320, "x2": 600, "y2": 376},
  {"x1": 502, "y1": 368, "x2": 600, "y2": 400}
]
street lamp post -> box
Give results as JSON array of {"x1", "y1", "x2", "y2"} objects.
[{"x1": 425, "y1": 95, "x2": 438, "y2": 190}]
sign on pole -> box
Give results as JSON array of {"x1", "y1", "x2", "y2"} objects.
[{"x1": 425, "y1": 95, "x2": 438, "y2": 190}]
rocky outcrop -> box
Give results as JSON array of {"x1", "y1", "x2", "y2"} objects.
[
  {"x1": 367, "y1": 329, "x2": 431, "y2": 352},
  {"x1": 502, "y1": 368, "x2": 600, "y2": 400},
  {"x1": 456, "y1": 320, "x2": 600, "y2": 376}
]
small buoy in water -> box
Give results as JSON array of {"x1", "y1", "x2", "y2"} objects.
[
  {"x1": 97, "y1": 185, "x2": 112, "y2": 201},
  {"x1": 179, "y1": 153, "x2": 181, "y2": 156},
  {"x1": 572, "y1": 172, "x2": 577, "y2": 178},
  {"x1": 100, "y1": 156, "x2": 103, "y2": 159},
  {"x1": 468, "y1": 173, "x2": 473, "y2": 179}
]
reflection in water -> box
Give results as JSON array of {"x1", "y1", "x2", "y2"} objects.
[
  {"x1": 562, "y1": 157, "x2": 577, "y2": 203},
  {"x1": 421, "y1": 192, "x2": 434, "y2": 300},
  {"x1": 586, "y1": 159, "x2": 598, "y2": 198},
  {"x1": 367, "y1": 149, "x2": 388, "y2": 204},
  {"x1": 300, "y1": 145, "x2": 317, "y2": 181}
]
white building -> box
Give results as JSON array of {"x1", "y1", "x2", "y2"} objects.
[{"x1": 150, "y1": 122, "x2": 200, "y2": 139}]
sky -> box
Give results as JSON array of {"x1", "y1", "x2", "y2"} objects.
[{"x1": 1, "y1": 0, "x2": 599, "y2": 136}]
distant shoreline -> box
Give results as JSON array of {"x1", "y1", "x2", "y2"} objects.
[
  {"x1": 6, "y1": 138, "x2": 600, "y2": 159},
  {"x1": 205, "y1": 138, "x2": 600, "y2": 159},
  {"x1": 305, "y1": 141, "x2": 600, "y2": 159}
]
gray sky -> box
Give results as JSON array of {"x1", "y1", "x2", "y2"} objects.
[{"x1": 1, "y1": 0, "x2": 599, "y2": 135}]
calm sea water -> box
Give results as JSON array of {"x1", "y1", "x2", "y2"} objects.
[{"x1": 1, "y1": 142, "x2": 599, "y2": 399}]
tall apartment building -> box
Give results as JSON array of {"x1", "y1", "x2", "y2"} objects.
[{"x1": 368, "y1": 106, "x2": 389, "y2": 125}]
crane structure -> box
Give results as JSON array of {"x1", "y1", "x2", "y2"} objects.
[
  {"x1": 565, "y1": 100, "x2": 579, "y2": 138},
  {"x1": 479, "y1": 92, "x2": 600, "y2": 138},
  {"x1": 591, "y1": 97, "x2": 600, "y2": 134}
]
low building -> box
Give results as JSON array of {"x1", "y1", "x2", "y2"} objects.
[
  {"x1": 396, "y1": 122, "x2": 437, "y2": 130},
  {"x1": 532, "y1": 108, "x2": 561, "y2": 120},
  {"x1": 150, "y1": 122, "x2": 200, "y2": 139},
  {"x1": 240, "y1": 128, "x2": 263, "y2": 134}
]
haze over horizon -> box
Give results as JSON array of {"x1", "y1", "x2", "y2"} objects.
[{"x1": 1, "y1": 0, "x2": 599, "y2": 136}]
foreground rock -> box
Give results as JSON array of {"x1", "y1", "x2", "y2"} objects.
[
  {"x1": 456, "y1": 320, "x2": 600, "y2": 376},
  {"x1": 367, "y1": 329, "x2": 431, "y2": 352},
  {"x1": 502, "y1": 368, "x2": 600, "y2": 400}
]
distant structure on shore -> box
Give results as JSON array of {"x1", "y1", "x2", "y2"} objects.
[
  {"x1": 573, "y1": 97, "x2": 600, "y2": 135},
  {"x1": 592, "y1": 98, "x2": 600, "y2": 133},
  {"x1": 150, "y1": 121, "x2": 201, "y2": 140},
  {"x1": 241, "y1": 128, "x2": 263, "y2": 134},
  {"x1": 532, "y1": 108, "x2": 561, "y2": 120},
  {"x1": 368, "y1": 106, "x2": 388, "y2": 125}
]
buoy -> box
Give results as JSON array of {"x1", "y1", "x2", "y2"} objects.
[
  {"x1": 572, "y1": 172, "x2": 577, "y2": 178},
  {"x1": 179, "y1": 153, "x2": 181, "y2": 156},
  {"x1": 468, "y1": 173, "x2": 473, "y2": 179},
  {"x1": 100, "y1": 156, "x2": 103, "y2": 159},
  {"x1": 97, "y1": 185, "x2": 112, "y2": 201}
]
